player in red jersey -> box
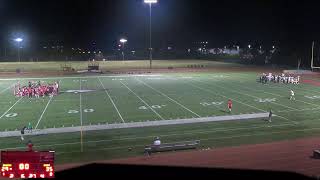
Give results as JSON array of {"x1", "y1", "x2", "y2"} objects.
[{"x1": 227, "y1": 99, "x2": 233, "y2": 113}]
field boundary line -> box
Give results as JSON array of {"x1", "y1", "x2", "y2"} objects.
[
  {"x1": 98, "y1": 77, "x2": 125, "y2": 123},
  {"x1": 35, "y1": 96, "x2": 54, "y2": 129},
  {"x1": 189, "y1": 79, "x2": 296, "y2": 124},
  {"x1": 120, "y1": 81, "x2": 164, "y2": 120},
  {"x1": 0, "y1": 97, "x2": 23, "y2": 119},
  {"x1": 0, "y1": 112, "x2": 273, "y2": 138},
  {"x1": 136, "y1": 78, "x2": 201, "y2": 118}
]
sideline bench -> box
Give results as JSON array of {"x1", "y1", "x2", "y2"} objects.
[{"x1": 144, "y1": 140, "x2": 200, "y2": 155}]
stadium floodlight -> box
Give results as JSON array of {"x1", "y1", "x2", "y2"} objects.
[
  {"x1": 15, "y1": 38, "x2": 23, "y2": 42},
  {"x1": 120, "y1": 38, "x2": 128, "y2": 61},
  {"x1": 120, "y1": 38, "x2": 127, "y2": 43},
  {"x1": 144, "y1": 0, "x2": 158, "y2": 69},
  {"x1": 144, "y1": 0, "x2": 157, "y2": 3},
  {"x1": 14, "y1": 38, "x2": 23, "y2": 62},
  {"x1": 248, "y1": 44, "x2": 251, "y2": 49}
]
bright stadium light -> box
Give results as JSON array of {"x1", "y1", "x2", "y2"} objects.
[
  {"x1": 120, "y1": 38, "x2": 128, "y2": 61},
  {"x1": 120, "y1": 38, "x2": 127, "y2": 43},
  {"x1": 15, "y1": 38, "x2": 23, "y2": 42},
  {"x1": 144, "y1": 0, "x2": 158, "y2": 69},
  {"x1": 248, "y1": 44, "x2": 251, "y2": 49},
  {"x1": 144, "y1": 0, "x2": 157, "y2": 3},
  {"x1": 14, "y1": 38, "x2": 23, "y2": 62}
]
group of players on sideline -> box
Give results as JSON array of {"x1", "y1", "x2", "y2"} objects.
[
  {"x1": 13, "y1": 81, "x2": 59, "y2": 98},
  {"x1": 259, "y1": 73, "x2": 300, "y2": 84}
]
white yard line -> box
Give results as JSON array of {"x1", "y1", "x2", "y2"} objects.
[
  {"x1": 136, "y1": 78, "x2": 201, "y2": 118},
  {"x1": 188, "y1": 80, "x2": 266, "y2": 112},
  {"x1": 98, "y1": 77, "x2": 125, "y2": 123},
  {"x1": 120, "y1": 81, "x2": 164, "y2": 120},
  {"x1": 189, "y1": 79, "x2": 296, "y2": 123},
  {"x1": 34, "y1": 96, "x2": 53, "y2": 129},
  {"x1": 0, "y1": 97, "x2": 23, "y2": 119},
  {"x1": 0, "y1": 85, "x2": 13, "y2": 94},
  {"x1": 34, "y1": 79, "x2": 62, "y2": 129}
]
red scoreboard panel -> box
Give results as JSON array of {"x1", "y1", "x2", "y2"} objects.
[{"x1": 1, "y1": 151, "x2": 55, "y2": 179}]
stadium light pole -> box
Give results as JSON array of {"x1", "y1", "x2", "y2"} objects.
[
  {"x1": 144, "y1": 0, "x2": 157, "y2": 69},
  {"x1": 120, "y1": 38, "x2": 127, "y2": 61},
  {"x1": 14, "y1": 38, "x2": 23, "y2": 63}
]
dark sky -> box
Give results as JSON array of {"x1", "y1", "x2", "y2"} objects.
[{"x1": 1, "y1": 0, "x2": 320, "y2": 51}]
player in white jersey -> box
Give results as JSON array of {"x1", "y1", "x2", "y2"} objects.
[{"x1": 290, "y1": 90, "x2": 295, "y2": 100}]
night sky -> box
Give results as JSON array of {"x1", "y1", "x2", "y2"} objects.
[{"x1": 1, "y1": 0, "x2": 320, "y2": 51}]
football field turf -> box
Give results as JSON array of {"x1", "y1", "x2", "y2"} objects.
[{"x1": 1, "y1": 72, "x2": 320, "y2": 164}]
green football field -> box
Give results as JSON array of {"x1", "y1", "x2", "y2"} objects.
[{"x1": 1, "y1": 72, "x2": 320, "y2": 165}]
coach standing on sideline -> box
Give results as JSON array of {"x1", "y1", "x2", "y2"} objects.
[{"x1": 268, "y1": 109, "x2": 273, "y2": 123}]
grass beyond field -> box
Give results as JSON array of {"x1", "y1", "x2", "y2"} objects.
[
  {"x1": 0, "y1": 72, "x2": 320, "y2": 165},
  {"x1": 0, "y1": 60, "x2": 244, "y2": 72}
]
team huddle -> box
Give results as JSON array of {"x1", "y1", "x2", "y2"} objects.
[
  {"x1": 259, "y1": 73, "x2": 300, "y2": 84},
  {"x1": 13, "y1": 81, "x2": 60, "y2": 98}
]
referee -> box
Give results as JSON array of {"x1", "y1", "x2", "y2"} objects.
[
  {"x1": 21, "y1": 126, "x2": 27, "y2": 141},
  {"x1": 268, "y1": 109, "x2": 273, "y2": 123}
]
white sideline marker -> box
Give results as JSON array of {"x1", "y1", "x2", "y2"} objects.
[
  {"x1": 98, "y1": 77, "x2": 125, "y2": 123},
  {"x1": 120, "y1": 81, "x2": 164, "y2": 120},
  {"x1": 136, "y1": 78, "x2": 201, "y2": 118}
]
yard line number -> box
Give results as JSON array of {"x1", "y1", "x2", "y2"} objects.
[
  {"x1": 68, "y1": 109, "x2": 95, "y2": 114},
  {"x1": 255, "y1": 98, "x2": 276, "y2": 103},
  {"x1": 200, "y1": 102, "x2": 224, "y2": 107},
  {"x1": 139, "y1": 105, "x2": 166, "y2": 110},
  {"x1": 305, "y1": 95, "x2": 320, "y2": 100},
  {"x1": 73, "y1": 80, "x2": 87, "y2": 82},
  {"x1": 4, "y1": 113, "x2": 18, "y2": 118}
]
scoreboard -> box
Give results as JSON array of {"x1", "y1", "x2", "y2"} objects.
[{"x1": 1, "y1": 151, "x2": 55, "y2": 179}]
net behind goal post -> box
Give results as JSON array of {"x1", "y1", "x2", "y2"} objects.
[{"x1": 311, "y1": 41, "x2": 320, "y2": 70}]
